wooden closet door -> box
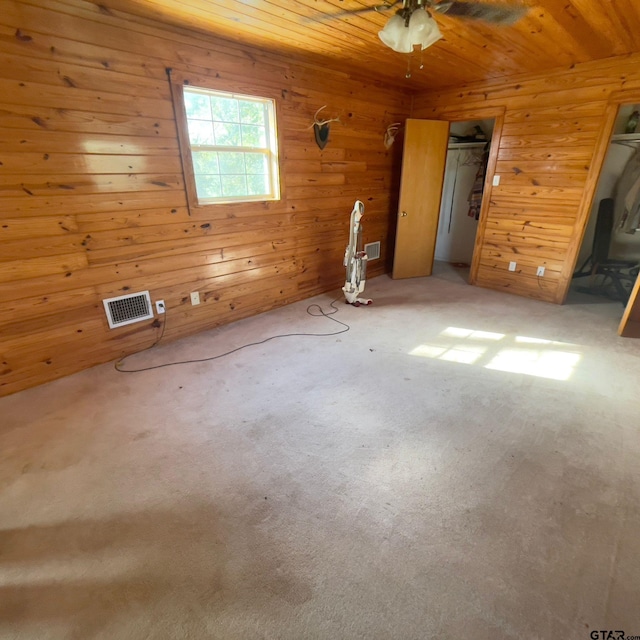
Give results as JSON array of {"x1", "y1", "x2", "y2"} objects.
[{"x1": 392, "y1": 118, "x2": 450, "y2": 279}]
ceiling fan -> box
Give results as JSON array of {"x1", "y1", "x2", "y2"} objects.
[
  {"x1": 322, "y1": 0, "x2": 528, "y2": 27},
  {"x1": 318, "y1": 0, "x2": 529, "y2": 56}
]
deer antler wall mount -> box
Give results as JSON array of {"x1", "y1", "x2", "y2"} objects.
[
  {"x1": 309, "y1": 105, "x2": 341, "y2": 150},
  {"x1": 384, "y1": 122, "x2": 402, "y2": 149}
]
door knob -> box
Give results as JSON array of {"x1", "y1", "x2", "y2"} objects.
[{"x1": 401, "y1": 211, "x2": 408, "y2": 217}]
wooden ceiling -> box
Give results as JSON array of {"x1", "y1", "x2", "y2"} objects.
[{"x1": 93, "y1": 0, "x2": 640, "y2": 89}]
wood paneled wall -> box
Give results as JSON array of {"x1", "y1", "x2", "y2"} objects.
[
  {"x1": 0, "y1": 0, "x2": 410, "y2": 396},
  {"x1": 412, "y1": 54, "x2": 640, "y2": 304}
]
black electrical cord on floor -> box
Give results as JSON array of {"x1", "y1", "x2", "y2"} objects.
[
  {"x1": 114, "y1": 298, "x2": 349, "y2": 374},
  {"x1": 113, "y1": 313, "x2": 168, "y2": 373}
]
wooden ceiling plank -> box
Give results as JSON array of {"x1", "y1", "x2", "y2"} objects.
[
  {"x1": 433, "y1": 15, "x2": 536, "y2": 74},
  {"x1": 492, "y1": 16, "x2": 578, "y2": 67},
  {"x1": 531, "y1": 1, "x2": 615, "y2": 60},
  {"x1": 567, "y1": 0, "x2": 636, "y2": 53},
  {"x1": 611, "y1": 0, "x2": 640, "y2": 51},
  {"x1": 434, "y1": 11, "x2": 572, "y2": 70},
  {"x1": 262, "y1": 0, "x2": 389, "y2": 37},
  {"x1": 205, "y1": 0, "x2": 386, "y2": 53}
]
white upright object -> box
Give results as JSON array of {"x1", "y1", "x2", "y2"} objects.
[{"x1": 342, "y1": 200, "x2": 372, "y2": 306}]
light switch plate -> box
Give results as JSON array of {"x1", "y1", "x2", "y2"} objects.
[
  {"x1": 509, "y1": 261, "x2": 517, "y2": 272},
  {"x1": 190, "y1": 292, "x2": 200, "y2": 306},
  {"x1": 493, "y1": 175, "x2": 501, "y2": 186}
]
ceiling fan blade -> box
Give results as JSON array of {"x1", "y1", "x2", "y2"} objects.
[
  {"x1": 433, "y1": 1, "x2": 528, "y2": 25},
  {"x1": 304, "y1": 1, "x2": 399, "y2": 23}
]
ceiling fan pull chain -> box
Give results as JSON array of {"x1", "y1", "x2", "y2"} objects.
[
  {"x1": 419, "y1": 47, "x2": 424, "y2": 70},
  {"x1": 405, "y1": 54, "x2": 412, "y2": 78}
]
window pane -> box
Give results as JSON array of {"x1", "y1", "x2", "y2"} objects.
[
  {"x1": 195, "y1": 174, "x2": 222, "y2": 199},
  {"x1": 181, "y1": 86, "x2": 279, "y2": 203},
  {"x1": 247, "y1": 174, "x2": 269, "y2": 196},
  {"x1": 192, "y1": 151, "x2": 219, "y2": 174},
  {"x1": 241, "y1": 125, "x2": 266, "y2": 148},
  {"x1": 184, "y1": 92, "x2": 211, "y2": 120},
  {"x1": 239, "y1": 100, "x2": 265, "y2": 125},
  {"x1": 188, "y1": 120, "x2": 214, "y2": 145},
  {"x1": 221, "y1": 175, "x2": 248, "y2": 197},
  {"x1": 211, "y1": 97, "x2": 239, "y2": 123},
  {"x1": 214, "y1": 122, "x2": 241, "y2": 146},
  {"x1": 218, "y1": 152, "x2": 245, "y2": 175},
  {"x1": 244, "y1": 153, "x2": 267, "y2": 175}
]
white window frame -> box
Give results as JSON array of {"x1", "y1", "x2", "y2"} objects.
[{"x1": 180, "y1": 86, "x2": 280, "y2": 206}]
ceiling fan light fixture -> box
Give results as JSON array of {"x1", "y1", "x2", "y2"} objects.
[
  {"x1": 379, "y1": 6, "x2": 443, "y2": 54},
  {"x1": 378, "y1": 14, "x2": 413, "y2": 53},
  {"x1": 408, "y1": 8, "x2": 443, "y2": 50}
]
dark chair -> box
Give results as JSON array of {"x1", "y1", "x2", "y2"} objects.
[{"x1": 573, "y1": 198, "x2": 640, "y2": 304}]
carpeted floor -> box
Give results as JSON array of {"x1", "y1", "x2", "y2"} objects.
[{"x1": 1, "y1": 263, "x2": 639, "y2": 639}]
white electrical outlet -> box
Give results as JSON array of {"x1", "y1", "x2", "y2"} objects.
[
  {"x1": 509, "y1": 261, "x2": 517, "y2": 272},
  {"x1": 155, "y1": 300, "x2": 165, "y2": 314},
  {"x1": 190, "y1": 291, "x2": 200, "y2": 306},
  {"x1": 537, "y1": 266, "x2": 545, "y2": 277},
  {"x1": 493, "y1": 174, "x2": 501, "y2": 186}
]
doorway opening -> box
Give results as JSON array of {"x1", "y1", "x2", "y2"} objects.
[
  {"x1": 391, "y1": 112, "x2": 503, "y2": 283},
  {"x1": 567, "y1": 103, "x2": 640, "y2": 324},
  {"x1": 433, "y1": 118, "x2": 495, "y2": 284}
]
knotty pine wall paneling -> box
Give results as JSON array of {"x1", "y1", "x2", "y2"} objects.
[
  {"x1": 0, "y1": 0, "x2": 410, "y2": 396},
  {"x1": 412, "y1": 53, "x2": 640, "y2": 305}
]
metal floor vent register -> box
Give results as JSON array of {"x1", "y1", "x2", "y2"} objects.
[
  {"x1": 103, "y1": 291, "x2": 154, "y2": 329},
  {"x1": 364, "y1": 241, "x2": 381, "y2": 260}
]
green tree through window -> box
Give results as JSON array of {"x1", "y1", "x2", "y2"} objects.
[{"x1": 182, "y1": 88, "x2": 280, "y2": 204}]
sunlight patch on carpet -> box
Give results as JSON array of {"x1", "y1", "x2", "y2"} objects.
[{"x1": 410, "y1": 327, "x2": 582, "y2": 381}]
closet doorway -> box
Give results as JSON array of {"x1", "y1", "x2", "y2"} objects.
[
  {"x1": 568, "y1": 103, "x2": 640, "y2": 325},
  {"x1": 391, "y1": 109, "x2": 503, "y2": 283},
  {"x1": 434, "y1": 119, "x2": 495, "y2": 283}
]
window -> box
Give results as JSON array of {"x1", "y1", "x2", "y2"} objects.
[{"x1": 180, "y1": 86, "x2": 280, "y2": 205}]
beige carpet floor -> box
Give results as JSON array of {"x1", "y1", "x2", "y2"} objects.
[{"x1": 1, "y1": 263, "x2": 639, "y2": 639}]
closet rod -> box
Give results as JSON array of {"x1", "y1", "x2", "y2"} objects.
[
  {"x1": 611, "y1": 133, "x2": 640, "y2": 145},
  {"x1": 447, "y1": 141, "x2": 488, "y2": 149}
]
